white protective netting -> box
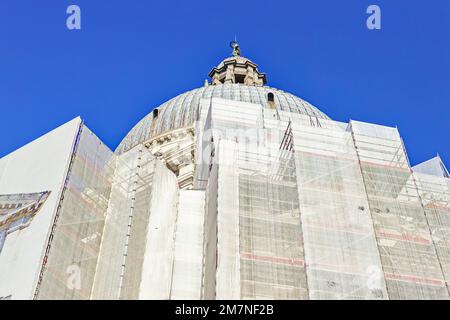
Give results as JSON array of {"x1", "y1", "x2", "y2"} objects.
[
  {"x1": 92, "y1": 146, "x2": 180, "y2": 299},
  {"x1": 414, "y1": 170, "x2": 450, "y2": 296},
  {"x1": 171, "y1": 190, "x2": 206, "y2": 299},
  {"x1": 291, "y1": 116, "x2": 387, "y2": 300},
  {"x1": 35, "y1": 125, "x2": 115, "y2": 300},
  {"x1": 351, "y1": 121, "x2": 449, "y2": 299},
  {"x1": 207, "y1": 99, "x2": 308, "y2": 299}
]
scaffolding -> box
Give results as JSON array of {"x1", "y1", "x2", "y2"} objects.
[
  {"x1": 289, "y1": 116, "x2": 387, "y2": 299},
  {"x1": 414, "y1": 169, "x2": 450, "y2": 296},
  {"x1": 91, "y1": 145, "x2": 180, "y2": 299},
  {"x1": 351, "y1": 121, "x2": 449, "y2": 299},
  {"x1": 14, "y1": 98, "x2": 448, "y2": 301},
  {"x1": 35, "y1": 125, "x2": 115, "y2": 299}
]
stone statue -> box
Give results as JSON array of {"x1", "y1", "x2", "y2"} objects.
[{"x1": 230, "y1": 40, "x2": 240, "y2": 56}]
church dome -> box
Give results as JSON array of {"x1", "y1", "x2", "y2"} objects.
[
  {"x1": 116, "y1": 42, "x2": 330, "y2": 154},
  {"x1": 116, "y1": 83, "x2": 330, "y2": 154}
]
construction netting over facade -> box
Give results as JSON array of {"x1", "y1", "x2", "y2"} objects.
[
  {"x1": 350, "y1": 122, "x2": 449, "y2": 299},
  {"x1": 34, "y1": 125, "x2": 116, "y2": 299},
  {"x1": 23, "y1": 96, "x2": 449, "y2": 300},
  {"x1": 1, "y1": 89, "x2": 448, "y2": 300},
  {"x1": 197, "y1": 98, "x2": 450, "y2": 300}
]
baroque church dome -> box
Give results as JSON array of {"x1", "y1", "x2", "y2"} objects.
[{"x1": 116, "y1": 44, "x2": 330, "y2": 154}]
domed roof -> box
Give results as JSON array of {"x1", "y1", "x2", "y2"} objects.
[{"x1": 116, "y1": 83, "x2": 330, "y2": 154}]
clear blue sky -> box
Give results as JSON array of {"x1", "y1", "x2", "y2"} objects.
[{"x1": 0, "y1": 0, "x2": 449, "y2": 166}]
